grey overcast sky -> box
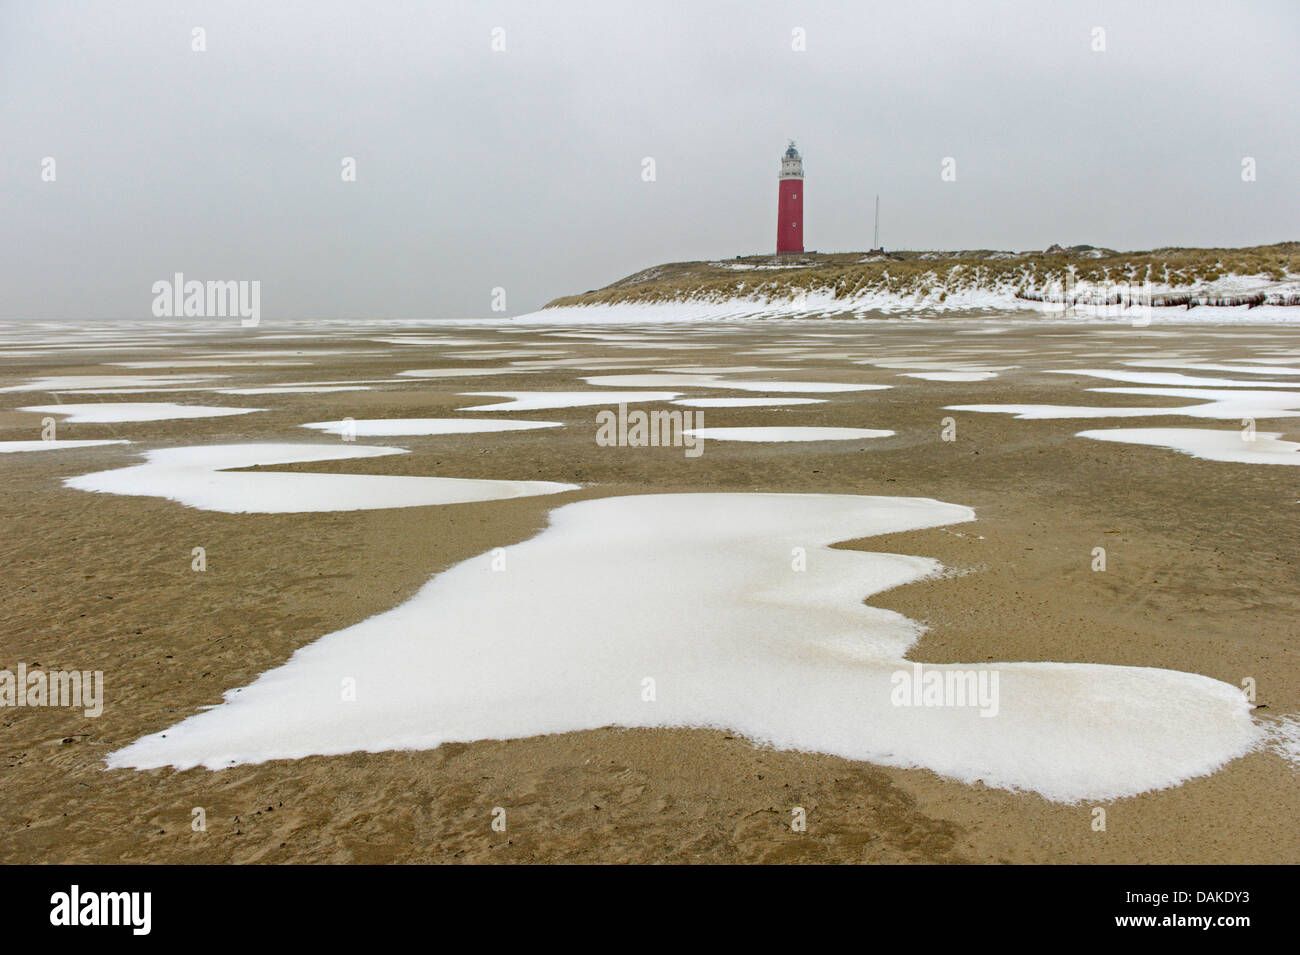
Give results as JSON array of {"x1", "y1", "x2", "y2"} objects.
[{"x1": 1, "y1": 0, "x2": 1296, "y2": 319}]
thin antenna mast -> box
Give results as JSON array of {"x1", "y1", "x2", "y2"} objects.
[{"x1": 873, "y1": 195, "x2": 880, "y2": 250}]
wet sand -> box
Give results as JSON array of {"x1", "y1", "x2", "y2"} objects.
[{"x1": 1, "y1": 317, "x2": 1297, "y2": 863}]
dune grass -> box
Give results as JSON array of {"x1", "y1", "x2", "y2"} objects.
[{"x1": 545, "y1": 242, "x2": 1300, "y2": 308}]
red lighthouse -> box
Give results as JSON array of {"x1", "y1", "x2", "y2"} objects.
[{"x1": 776, "y1": 141, "x2": 804, "y2": 254}]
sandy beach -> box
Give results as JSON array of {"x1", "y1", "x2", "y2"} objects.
[{"x1": 1, "y1": 315, "x2": 1297, "y2": 863}]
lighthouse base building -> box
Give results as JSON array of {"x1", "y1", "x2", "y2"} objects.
[{"x1": 776, "y1": 142, "x2": 804, "y2": 254}]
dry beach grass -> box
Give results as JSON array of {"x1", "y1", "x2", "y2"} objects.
[{"x1": 548, "y1": 242, "x2": 1300, "y2": 308}]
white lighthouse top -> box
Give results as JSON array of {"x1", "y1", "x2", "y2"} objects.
[{"x1": 780, "y1": 141, "x2": 803, "y2": 180}]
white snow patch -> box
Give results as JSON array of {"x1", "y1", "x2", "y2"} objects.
[
  {"x1": 684, "y1": 427, "x2": 894, "y2": 442},
  {"x1": 901, "y1": 371, "x2": 999, "y2": 382},
  {"x1": 1077, "y1": 428, "x2": 1300, "y2": 465},
  {"x1": 301, "y1": 418, "x2": 562, "y2": 437},
  {"x1": 583, "y1": 374, "x2": 888, "y2": 393},
  {"x1": 66, "y1": 444, "x2": 578, "y2": 513},
  {"x1": 459, "y1": 391, "x2": 681, "y2": 411},
  {"x1": 0, "y1": 439, "x2": 131, "y2": 454},
  {"x1": 104, "y1": 492, "x2": 1261, "y2": 803},
  {"x1": 20, "y1": 402, "x2": 260, "y2": 423},
  {"x1": 0, "y1": 375, "x2": 219, "y2": 393},
  {"x1": 952, "y1": 388, "x2": 1300, "y2": 420},
  {"x1": 1124, "y1": 360, "x2": 1300, "y2": 376},
  {"x1": 654, "y1": 366, "x2": 779, "y2": 375},
  {"x1": 217, "y1": 386, "x2": 373, "y2": 395},
  {"x1": 1265, "y1": 716, "x2": 1300, "y2": 767},
  {"x1": 671, "y1": 397, "x2": 826, "y2": 408},
  {"x1": 108, "y1": 360, "x2": 310, "y2": 368},
  {"x1": 367, "y1": 338, "x2": 502, "y2": 346},
  {"x1": 1046, "y1": 369, "x2": 1300, "y2": 388},
  {"x1": 397, "y1": 368, "x2": 534, "y2": 379}
]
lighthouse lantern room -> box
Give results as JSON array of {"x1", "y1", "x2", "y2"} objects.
[{"x1": 776, "y1": 141, "x2": 804, "y2": 254}]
